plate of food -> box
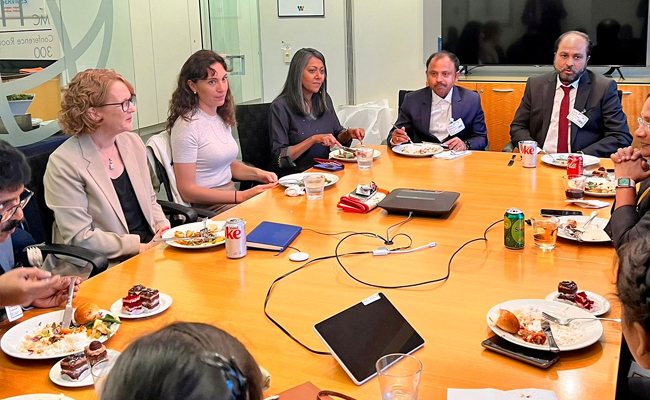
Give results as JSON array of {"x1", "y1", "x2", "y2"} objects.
[
  {"x1": 557, "y1": 215, "x2": 611, "y2": 242},
  {"x1": 278, "y1": 172, "x2": 339, "y2": 188},
  {"x1": 329, "y1": 148, "x2": 381, "y2": 162},
  {"x1": 110, "y1": 284, "x2": 172, "y2": 319},
  {"x1": 161, "y1": 220, "x2": 226, "y2": 249},
  {"x1": 391, "y1": 143, "x2": 444, "y2": 157},
  {"x1": 1, "y1": 303, "x2": 120, "y2": 360},
  {"x1": 487, "y1": 299, "x2": 603, "y2": 352},
  {"x1": 49, "y1": 348, "x2": 121, "y2": 388},
  {"x1": 545, "y1": 280, "x2": 611, "y2": 316},
  {"x1": 2, "y1": 395, "x2": 76, "y2": 400},
  {"x1": 584, "y1": 177, "x2": 616, "y2": 197},
  {"x1": 540, "y1": 153, "x2": 600, "y2": 168}
]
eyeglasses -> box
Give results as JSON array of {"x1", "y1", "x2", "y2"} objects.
[
  {"x1": 638, "y1": 117, "x2": 650, "y2": 131},
  {"x1": 0, "y1": 188, "x2": 33, "y2": 223},
  {"x1": 97, "y1": 94, "x2": 136, "y2": 112},
  {"x1": 200, "y1": 351, "x2": 247, "y2": 400}
]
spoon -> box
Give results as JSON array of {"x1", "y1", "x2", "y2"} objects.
[{"x1": 582, "y1": 211, "x2": 598, "y2": 230}]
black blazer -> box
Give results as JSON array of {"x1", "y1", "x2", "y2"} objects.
[
  {"x1": 605, "y1": 179, "x2": 650, "y2": 249},
  {"x1": 510, "y1": 70, "x2": 631, "y2": 157},
  {"x1": 388, "y1": 86, "x2": 488, "y2": 150}
]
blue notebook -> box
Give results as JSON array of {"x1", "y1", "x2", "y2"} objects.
[{"x1": 246, "y1": 221, "x2": 302, "y2": 252}]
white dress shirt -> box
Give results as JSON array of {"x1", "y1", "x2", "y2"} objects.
[
  {"x1": 429, "y1": 87, "x2": 454, "y2": 142},
  {"x1": 543, "y1": 76, "x2": 580, "y2": 154}
]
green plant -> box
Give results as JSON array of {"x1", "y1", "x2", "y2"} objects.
[{"x1": 6, "y1": 94, "x2": 34, "y2": 101}]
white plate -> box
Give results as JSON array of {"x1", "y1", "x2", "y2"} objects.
[
  {"x1": 487, "y1": 299, "x2": 603, "y2": 352},
  {"x1": 584, "y1": 177, "x2": 616, "y2": 197},
  {"x1": 391, "y1": 143, "x2": 444, "y2": 157},
  {"x1": 162, "y1": 221, "x2": 226, "y2": 249},
  {"x1": 329, "y1": 149, "x2": 381, "y2": 162},
  {"x1": 1, "y1": 395, "x2": 75, "y2": 400},
  {"x1": 545, "y1": 291, "x2": 611, "y2": 316},
  {"x1": 278, "y1": 172, "x2": 339, "y2": 188},
  {"x1": 1, "y1": 309, "x2": 119, "y2": 360},
  {"x1": 541, "y1": 153, "x2": 600, "y2": 168},
  {"x1": 49, "y1": 349, "x2": 121, "y2": 388},
  {"x1": 557, "y1": 215, "x2": 611, "y2": 243},
  {"x1": 109, "y1": 292, "x2": 172, "y2": 319}
]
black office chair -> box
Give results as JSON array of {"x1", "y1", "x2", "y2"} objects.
[
  {"x1": 398, "y1": 90, "x2": 413, "y2": 109},
  {"x1": 234, "y1": 103, "x2": 272, "y2": 189}
]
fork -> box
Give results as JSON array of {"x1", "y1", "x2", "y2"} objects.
[
  {"x1": 26, "y1": 246, "x2": 44, "y2": 268},
  {"x1": 542, "y1": 311, "x2": 621, "y2": 326}
]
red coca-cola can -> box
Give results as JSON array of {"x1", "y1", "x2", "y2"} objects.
[
  {"x1": 225, "y1": 218, "x2": 247, "y2": 259},
  {"x1": 567, "y1": 155, "x2": 584, "y2": 176}
]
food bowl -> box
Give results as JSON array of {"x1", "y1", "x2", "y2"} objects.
[{"x1": 7, "y1": 94, "x2": 35, "y2": 115}]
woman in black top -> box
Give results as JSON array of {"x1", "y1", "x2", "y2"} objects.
[{"x1": 268, "y1": 48, "x2": 365, "y2": 176}]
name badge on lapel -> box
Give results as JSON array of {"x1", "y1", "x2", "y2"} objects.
[
  {"x1": 447, "y1": 118, "x2": 465, "y2": 136},
  {"x1": 567, "y1": 109, "x2": 589, "y2": 128}
]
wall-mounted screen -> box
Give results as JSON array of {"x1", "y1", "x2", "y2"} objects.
[{"x1": 441, "y1": 0, "x2": 648, "y2": 66}]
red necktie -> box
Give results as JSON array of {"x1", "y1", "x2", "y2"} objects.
[{"x1": 557, "y1": 85, "x2": 572, "y2": 153}]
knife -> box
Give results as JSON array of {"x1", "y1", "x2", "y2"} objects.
[
  {"x1": 61, "y1": 277, "x2": 76, "y2": 329},
  {"x1": 507, "y1": 154, "x2": 516, "y2": 167},
  {"x1": 541, "y1": 320, "x2": 561, "y2": 353},
  {"x1": 153, "y1": 234, "x2": 224, "y2": 243}
]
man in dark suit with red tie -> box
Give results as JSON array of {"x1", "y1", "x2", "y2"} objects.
[{"x1": 510, "y1": 31, "x2": 632, "y2": 157}]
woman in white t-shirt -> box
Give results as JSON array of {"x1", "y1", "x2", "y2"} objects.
[{"x1": 168, "y1": 50, "x2": 277, "y2": 213}]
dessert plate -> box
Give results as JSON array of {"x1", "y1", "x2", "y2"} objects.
[
  {"x1": 278, "y1": 172, "x2": 339, "y2": 188},
  {"x1": 109, "y1": 292, "x2": 173, "y2": 319},
  {"x1": 487, "y1": 299, "x2": 603, "y2": 352},
  {"x1": 162, "y1": 221, "x2": 226, "y2": 249},
  {"x1": 391, "y1": 143, "x2": 443, "y2": 157},
  {"x1": 541, "y1": 153, "x2": 600, "y2": 168},
  {"x1": 49, "y1": 349, "x2": 121, "y2": 388},
  {"x1": 557, "y1": 215, "x2": 611, "y2": 243},
  {"x1": 544, "y1": 291, "x2": 611, "y2": 316},
  {"x1": 1, "y1": 395, "x2": 75, "y2": 400},
  {"x1": 1, "y1": 309, "x2": 119, "y2": 360},
  {"x1": 329, "y1": 148, "x2": 381, "y2": 162}
]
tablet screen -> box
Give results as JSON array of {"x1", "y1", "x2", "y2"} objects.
[{"x1": 313, "y1": 293, "x2": 425, "y2": 385}]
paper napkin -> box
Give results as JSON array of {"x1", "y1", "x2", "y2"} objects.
[
  {"x1": 565, "y1": 199, "x2": 610, "y2": 209},
  {"x1": 433, "y1": 150, "x2": 472, "y2": 160},
  {"x1": 447, "y1": 388, "x2": 558, "y2": 400},
  {"x1": 337, "y1": 189, "x2": 389, "y2": 213}
]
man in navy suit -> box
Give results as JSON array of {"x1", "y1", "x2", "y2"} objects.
[
  {"x1": 510, "y1": 31, "x2": 631, "y2": 157},
  {"x1": 388, "y1": 51, "x2": 488, "y2": 151}
]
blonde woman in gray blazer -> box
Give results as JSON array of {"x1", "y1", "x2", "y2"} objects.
[{"x1": 44, "y1": 70, "x2": 169, "y2": 266}]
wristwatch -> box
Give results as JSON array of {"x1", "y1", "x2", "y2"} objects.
[
  {"x1": 463, "y1": 140, "x2": 471, "y2": 150},
  {"x1": 616, "y1": 177, "x2": 636, "y2": 188}
]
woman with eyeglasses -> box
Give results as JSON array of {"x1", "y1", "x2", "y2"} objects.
[
  {"x1": 606, "y1": 93, "x2": 650, "y2": 249},
  {"x1": 269, "y1": 48, "x2": 365, "y2": 177},
  {"x1": 168, "y1": 50, "x2": 277, "y2": 214},
  {"x1": 100, "y1": 322, "x2": 264, "y2": 400},
  {"x1": 44, "y1": 69, "x2": 169, "y2": 273}
]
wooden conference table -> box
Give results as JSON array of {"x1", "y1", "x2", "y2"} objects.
[{"x1": 0, "y1": 147, "x2": 621, "y2": 399}]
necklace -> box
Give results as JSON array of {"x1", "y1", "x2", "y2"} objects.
[{"x1": 99, "y1": 145, "x2": 116, "y2": 170}]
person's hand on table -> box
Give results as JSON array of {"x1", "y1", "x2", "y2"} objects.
[
  {"x1": 390, "y1": 127, "x2": 410, "y2": 145},
  {"x1": 444, "y1": 137, "x2": 467, "y2": 151},
  {"x1": 0, "y1": 268, "x2": 81, "y2": 308},
  {"x1": 240, "y1": 182, "x2": 279, "y2": 202},
  {"x1": 311, "y1": 134, "x2": 341, "y2": 148},
  {"x1": 256, "y1": 169, "x2": 278, "y2": 184},
  {"x1": 140, "y1": 227, "x2": 169, "y2": 253}
]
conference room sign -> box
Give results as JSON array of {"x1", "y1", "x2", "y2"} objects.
[
  {"x1": 277, "y1": 0, "x2": 325, "y2": 17},
  {"x1": 0, "y1": 0, "x2": 61, "y2": 60}
]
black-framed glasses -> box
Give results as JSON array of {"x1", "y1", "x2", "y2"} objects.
[
  {"x1": 0, "y1": 188, "x2": 33, "y2": 223},
  {"x1": 200, "y1": 351, "x2": 247, "y2": 400},
  {"x1": 97, "y1": 94, "x2": 136, "y2": 112}
]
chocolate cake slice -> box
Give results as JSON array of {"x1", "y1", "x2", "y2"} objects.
[
  {"x1": 84, "y1": 340, "x2": 107, "y2": 367},
  {"x1": 60, "y1": 353, "x2": 89, "y2": 380},
  {"x1": 140, "y1": 289, "x2": 160, "y2": 310},
  {"x1": 128, "y1": 284, "x2": 146, "y2": 296},
  {"x1": 558, "y1": 280, "x2": 578, "y2": 301}
]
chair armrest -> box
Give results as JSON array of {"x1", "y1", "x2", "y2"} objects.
[
  {"x1": 30, "y1": 244, "x2": 108, "y2": 278},
  {"x1": 158, "y1": 200, "x2": 198, "y2": 223},
  {"x1": 502, "y1": 142, "x2": 515, "y2": 152},
  {"x1": 192, "y1": 207, "x2": 217, "y2": 219}
]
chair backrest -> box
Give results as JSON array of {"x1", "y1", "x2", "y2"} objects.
[
  {"x1": 235, "y1": 103, "x2": 272, "y2": 169},
  {"x1": 398, "y1": 90, "x2": 412, "y2": 109},
  {"x1": 18, "y1": 135, "x2": 69, "y2": 244}
]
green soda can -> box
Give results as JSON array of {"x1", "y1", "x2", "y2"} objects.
[{"x1": 504, "y1": 208, "x2": 525, "y2": 249}]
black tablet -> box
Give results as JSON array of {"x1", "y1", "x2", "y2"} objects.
[
  {"x1": 378, "y1": 188, "x2": 459, "y2": 217},
  {"x1": 313, "y1": 293, "x2": 425, "y2": 385}
]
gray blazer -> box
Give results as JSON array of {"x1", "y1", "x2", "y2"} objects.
[
  {"x1": 44, "y1": 132, "x2": 169, "y2": 262},
  {"x1": 510, "y1": 70, "x2": 631, "y2": 157},
  {"x1": 605, "y1": 179, "x2": 650, "y2": 249}
]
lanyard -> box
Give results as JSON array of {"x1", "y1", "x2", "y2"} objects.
[{"x1": 638, "y1": 185, "x2": 650, "y2": 205}]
